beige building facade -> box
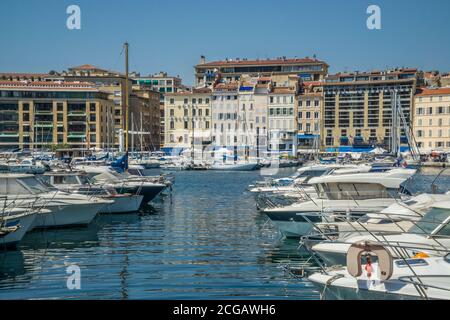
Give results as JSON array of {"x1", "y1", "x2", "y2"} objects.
[
  {"x1": 0, "y1": 81, "x2": 115, "y2": 150},
  {"x1": 414, "y1": 87, "x2": 450, "y2": 151},
  {"x1": 163, "y1": 88, "x2": 212, "y2": 154},
  {"x1": 297, "y1": 82, "x2": 323, "y2": 151},
  {"x1": 322, "y1": 69, "x2": 418, "y2": 150}
]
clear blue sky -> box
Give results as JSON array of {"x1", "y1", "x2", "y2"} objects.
[{"x1": 0, "y1": 0, "x2": 449, "y2": 85}]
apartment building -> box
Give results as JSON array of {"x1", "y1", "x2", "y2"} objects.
[
  {"x1": 297, "y1": 82, "x2": 323, "y2": 151},
  {"x1": 322, "y1": 69, "x2": 418, "y2": 151},
  {"x1": 211, "y1": 82, "x2": 240, "y2": 151},
  {"x1": 414, "y1": 87, "x2": 450, "y2": 151},
  {"x1": 129, "y1": 86, "x2": 161, "y2": 151},
  {"x1": 267, "y1": 79, "x2": 299, "y2": 154},
  {"x1": 57, "y1": 65, "x2": 160, "y2": 149},
  {"x1": 195, "y1": 56, "x2": 328, "y2": 87},
  {"x1": 163, "y1": 88, "x2": 212, "y2": 155},
  {"x1": 131, "y1": 72, "x2": 185, "y2": 148},
  {"x1": 0, "y1": 81, "x2": 114, "y2": 150}
]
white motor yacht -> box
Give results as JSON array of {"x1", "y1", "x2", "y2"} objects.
[
  {"x1": 41, "y1": 171, "x2": 144, "y2": 213},
  {"x1": 0, "y1": 207, "x2": 44, "y2": 247},
  {"x1": 309, "y1": 242, "x2": 450, "y2": 300},
  {"x1": 312, "y1": 200, "x2": 450, "y2": 266},
  {"x1": 306, "y1": 193, "x2": 450, "y2": 248},
  {"x1": 263, "y1": 168, "x2": 417, "y2": 238},
  {"x1": 75, "y1": 165, "x2": 166, "y2": 205},
  {"x1": 0, "y1": 173, "x2": 112, "y2": 229}
]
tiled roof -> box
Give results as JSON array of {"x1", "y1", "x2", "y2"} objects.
[
  {"x1": 302, "y1": 81, "x2": 322, "y2": 87},
  {"x1": 271, "y1": 87, "x2": 295, "y2": 94},
  {"x1": 214, "y1": 82, "x2": 239, "y2": 90},
  {"x1": 197, "y1": 57, "x2": 327, "y2": 67},
  {"x1": 416, "y1": 87, "x2": 450, "y2": 96}
]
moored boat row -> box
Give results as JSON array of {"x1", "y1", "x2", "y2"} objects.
[{"x1": 250, "y1": 160, "x2": 450, "y2": 299}]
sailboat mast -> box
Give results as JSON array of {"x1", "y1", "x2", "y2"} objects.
[
  {"x1": 140, "y1": 111, "x2": 143, "y2": 151},
  {"x1": 191, "y1": 104, "x2": 195, "y2": 163},
  {"x1": 124, "y1": 42, "x2": 129, "y2": 152},
  {"x1": 131, "y1": 112, "x2": 134, "y2": 153}
]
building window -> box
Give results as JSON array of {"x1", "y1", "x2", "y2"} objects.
[
  {"x1": 170, "y1": 98, "x2": 174, "y2": 104},
  {"x1": 314, "y1": 100, "x2": 319, "y2": 107},
  {"x1": 170, "y1": 121, "x2": 174, "y2": 130}
]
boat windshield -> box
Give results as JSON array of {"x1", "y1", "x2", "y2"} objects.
[
  {"x1": 315, "y1": 182, "x2": 395, "y2": 200},
  {"x1": 408, "y1": 207, "x2": 450, "y2": 235},
  {"x1": 0, "y1": 177, "x2": 31, "y2": 195},
  {"x1": 17, "y1": 177, "x2": 51, "y2": 194},
  {"x1": 128, "y1": 169, "x2": 143, "y2": 177},
  {"x1": 298, "y1": 169, "x2": 328, "y2": 179},
  {"x1": 52, "y1": 175, "x2": 81, "y2": 185},
  {"x1": 78, "y1": 175, "x2": 92, "y2": 185}
]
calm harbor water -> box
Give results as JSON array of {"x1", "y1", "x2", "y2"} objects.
[{"x1": 0, "y1": 168, "x2": 319, "y2": 300}]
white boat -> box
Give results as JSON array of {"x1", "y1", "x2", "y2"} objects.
[
  {"x1": 75, "y1": 165, "x2": 166, "y2": 205},
  {"x1": 0, "y1": 208, "x2": 42, "y2": 247},
  {"x1": 263, "y1": 168, "x2": 417, "y2": 238},
  {"x1": 209, "y1": 162, "x2": 259, "y2": 171},
  {"x1": 0, "y1": 173, "x2": 112, "y2": 229},
  {"x1": 249, "y1": 164, "x2": 371, "y2": 194},
  {"x1": 41, "y1": 171, "x2": 144, "y2": 214},
  {"x1": 1, "y1": 158, "x2": 46, "y2": 174},
  {"x1": 129, "y1": 157, "x2": 160, "y2": 169},
  {"x1": 312, "y1": 200, "x2": 450, "y2": 266},
  {"x1": 309, "y1": 242, "x2": 450, "y2": 300},
  {"x1": 307, "y1": 193, "x2": 450, "y2": 248}
]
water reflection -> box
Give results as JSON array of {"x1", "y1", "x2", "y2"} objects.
[{"x1": 0, "y1": 168, "x2": 320, "y2": 299}]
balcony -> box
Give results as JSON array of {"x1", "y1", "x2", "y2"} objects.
[{"x1": 34, "y1": 122, "x2": 54, "y2": 128}]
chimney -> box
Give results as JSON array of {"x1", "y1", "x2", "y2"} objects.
[{"x1": 200, "y1": 55, "x2": 206, "y2": 65}]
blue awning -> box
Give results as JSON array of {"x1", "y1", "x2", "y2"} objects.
[{"x1": 297, "y1": 134, "x2": 319, "y2": 140}]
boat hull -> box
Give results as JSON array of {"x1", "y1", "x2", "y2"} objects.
[
  {"x1": 0, "y1": 212, "x2": 37, "y2": 248},
  {"x1": 99, "y1": 195, "x2": 143, "y2": 213},
  {"x1": 31, "y1": 202, "x2": 104, "y2": 229},
  {"x1": 210, "y1": 163, "x2": 259, "y2": 171}
]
